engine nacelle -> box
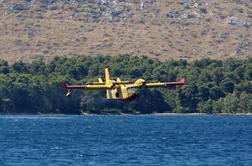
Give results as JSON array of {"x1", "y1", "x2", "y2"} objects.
[{"x1": 135, "y1": 79, "x2": 145, "y2": 86}]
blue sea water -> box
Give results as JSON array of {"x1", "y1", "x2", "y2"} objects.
[{"x1": 0, "y1": 115, "x2": 251, "y2": 166}]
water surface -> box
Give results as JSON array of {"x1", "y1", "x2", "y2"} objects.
[{"x1": 0, "y1": 115, "x2": 251, "y2": 166}]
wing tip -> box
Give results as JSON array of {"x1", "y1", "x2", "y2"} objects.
[
  {"x1": 179, "y1": 78, "x2": 186, "y2": 84},
  {"x1": 62, "y1": 82, "x2": 68, "y2": 89}
]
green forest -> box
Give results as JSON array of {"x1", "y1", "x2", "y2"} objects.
[{"x1": 0, "y1": 55, "x2": 251, "y2": 114}]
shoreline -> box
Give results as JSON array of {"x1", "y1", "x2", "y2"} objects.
[
  {"x1": 0, "y1": 112, "x2": 251, "y2": 116},
  {"x1": 152, "y1": 112, "x2": 252, "y2": 116}
]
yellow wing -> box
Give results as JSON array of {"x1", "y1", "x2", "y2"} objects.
[
  {"x1": 63, "y1": 83, "x2": 112, "y2": 90},
  {"x1": 124, "y1": 78, "x2": 185, "y2": 88}
]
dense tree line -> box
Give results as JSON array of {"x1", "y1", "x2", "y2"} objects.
[{"x1": 0, "y1": 55, "x2": 251, "y2": 114}]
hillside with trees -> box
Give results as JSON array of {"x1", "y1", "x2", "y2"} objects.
[{"x1": 0, "y1": 55, "x2": 251, "y2": 114}]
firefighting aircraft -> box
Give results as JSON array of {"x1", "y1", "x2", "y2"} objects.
[{"x1": 63, "y1": 66, "x2": 185, "y2": 100}]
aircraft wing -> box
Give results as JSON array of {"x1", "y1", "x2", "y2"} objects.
[
  {"x1": 63, "y1": 83, "x2": 112, "y2": 90},
  {"x1": 145, "y1": 78, "x2": 186, "y2": 88}
]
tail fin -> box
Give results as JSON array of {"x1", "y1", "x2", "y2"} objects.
[{"x1": 105, "y1": 66, "x2": 111, "y2": 84}]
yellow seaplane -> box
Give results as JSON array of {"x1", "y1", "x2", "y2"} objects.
[{"x1": 63, "y1": 66, "x2": 185, "y2": 100}]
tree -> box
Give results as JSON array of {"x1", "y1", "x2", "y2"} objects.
[
  {"x1": 210, "y1": 86, "x2": 225, "y2": 100},
  {"x1": 130, "y1": 89, "x2": 172, "y2": 114},
  {"x1": 245, "y1": 68, "x2": 252, "y2": 81},
  {"x1": 176, "y1": 83, "x2": 199, "y2": 113},
  {"x1": 29, "y1": 61, "x2": 46, "y2": 74},
  {"x1": 0, "y1": 55, "x2": 251, "y2": 114},
  {"x1": 0, "y1": 60, "x2": 9, "y2": 74},
  {"x1": 197, "y1": 100, "x2": 213, "y2": 114},
  {"x1": 221, "y1": 78, "x2": 234, "y2": 93},
  {"x1": 12, "y1": 61, "x2": 28, "y2": 73},
  {"x1": 212, "y1": 67, "x2": 224, "y2": 84},
  {"x1": 238, "y1": 92, "x2": 252, "y2": 113},
  {"x1": 212, "y1": 99, "x2": 223, "y2": 114},
  {"x1": 198, "y1": 85, "x2": 210, "y2": 101},
  {"x1": 222, "y1": 94, "x2": 239, "y2": 113},
  {"x1": 88, "y1": 64, "x2": 100, "y2": 77}
]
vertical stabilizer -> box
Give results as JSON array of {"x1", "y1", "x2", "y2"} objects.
[{"x1": 105, "y1": 66, "x2": 111, "y2": 84}]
